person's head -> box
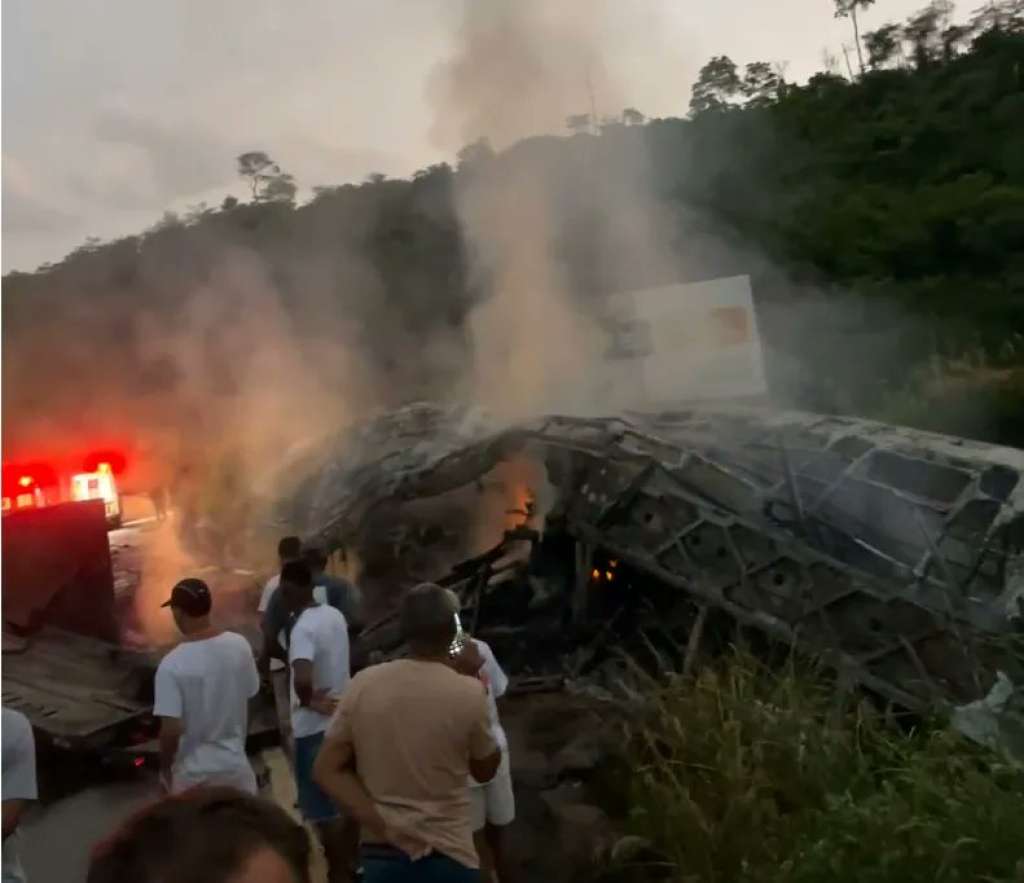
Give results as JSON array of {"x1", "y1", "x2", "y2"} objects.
[
  {"x1": 277, "y1": 536, "x2": 302, "y2": 565},
  {"x1": 87, "y1": 786, "x2": 311, "y2": 883},
  {"x1": 400, "y1": 583, "x2": 458, "y2": 658},
  {"x1": 279, "y1": 560, "x2": 314, "y2": 614},
  {"x1": 161, "y1": 578, "x2": 212, "y2": 635},
  {"x1": 301, "y1": 545, "x2": 328, "y2": 576}
]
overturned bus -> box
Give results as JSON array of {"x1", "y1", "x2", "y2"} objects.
[{"x1": 280, "y1": 401, "x2": 1024, "y2": 756}]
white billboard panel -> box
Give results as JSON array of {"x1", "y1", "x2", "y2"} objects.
[{"x1": 591, "y1": 275, "x2": 767, "y2": 407}]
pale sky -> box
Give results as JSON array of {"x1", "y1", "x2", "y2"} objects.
[{"x1": 3, "y1": 0, "x2": 943, "y2": 273}]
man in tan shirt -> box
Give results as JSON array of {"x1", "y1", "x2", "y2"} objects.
[{"x1": 314, "y1": 583, "x2": 500, "y2": 882}]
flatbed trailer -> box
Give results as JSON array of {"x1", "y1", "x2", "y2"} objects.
[
  {"x1": 2, "y1": 500, "x2": 281, "y2": 761},
  {"x1": 2, "y1": 627, "x2": 152, "y2": 752},
  {"x1": 2, "y1": 501, "x2": 158, "y2": 755}
]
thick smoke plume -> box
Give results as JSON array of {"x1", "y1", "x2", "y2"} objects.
[
  {"x1": 3, "y1": 240, "x2": 384, "y2": 642},
  {"x1": 432, "y1": 0, "x2": 681, "y2": 422},
  {"x1": 428, "y1": 3, "x2": 621, "y2": 153},
  {"x1": 386, "y1": 0, "x2": 704, "y2": 586},
  {"x1": 458, "y1": 161, "x2": 596, "y2": 421}
]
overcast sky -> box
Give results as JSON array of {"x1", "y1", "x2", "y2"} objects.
[{"x1": 3, "y1": 0, "x2": 943, "y2": 273}]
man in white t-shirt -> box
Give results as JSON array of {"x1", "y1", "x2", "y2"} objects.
[
  {"x1": 261, "y1": 546, "x2": 362, "y2": 663},
  {"x1": 454, "y1": 637, "x2": 517, "y2": 883},
  {"x1": 279, "y1": 559, "x2": 355, "y2": 883},
  {"x1": 258, "y1": 540, "x2": 357, "y2": 681},
  {"x1": 2, "y1": 707, "x2": 37, "y2": 883},
  {"x1": 154, "y1": 578, "x2": 260, "y2": 794}
]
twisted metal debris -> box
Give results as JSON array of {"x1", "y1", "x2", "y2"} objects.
[{"x1": 290, "y1": 402, "x2": 1024, "y2": 752}]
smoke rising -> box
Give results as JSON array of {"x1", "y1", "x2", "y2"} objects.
[
  {"x1": 3, "y1": 231, "x2": 402, "y2": 642},
  {"x1": 458, "y1": 160, "x2": 597, "y2": 422},
  {"x1": 432, "y1": 0, "x2": 685, "y2": 422},
  {"x1": 427, "y1": 3, "x2": 619, "y2": 153},
  {"x1": 116, "y1": 250, "x2": 375, "y2": 640},
  {"x1": 127, "y1": 523, "x2": 196, "y2": 647}
]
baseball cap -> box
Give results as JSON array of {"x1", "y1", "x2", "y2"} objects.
[{"x1": 161, "y1": 578, "x2": 212, "y2": 616}]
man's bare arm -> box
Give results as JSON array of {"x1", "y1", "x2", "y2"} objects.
[
  {"x1": 313, "y1": 736, "x2": 388, "y2": 840},
  {"x1": 313, "y1": 734, "x2": 431, "y2": 858},
  {"x1": 292, "y1": 659, "x2": 314, "y2": 706},
  {"x1": 293, "y1": 659, "x2": 337, "y2": 716},
  {"x1": 158, "y1": 716, "x2": 183, "y2": 789},
  {"x1": 261, "y1": 620, "x2": 287, "y2": 665}
]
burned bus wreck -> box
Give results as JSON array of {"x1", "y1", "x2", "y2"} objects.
[{"x1": 289, "y1": 402, "x2": 1024, "y2": 753}]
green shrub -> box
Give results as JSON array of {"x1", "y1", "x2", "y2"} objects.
[
  {"x1": 777, "y1": 729, "x2": 1024, "y2": 883},
  {"x1": 858, "y1": 353, "x2": 1024, "y2": 448},
  {"x1": 615, "y1": 651, "x2": 1024, "y2": 883}
]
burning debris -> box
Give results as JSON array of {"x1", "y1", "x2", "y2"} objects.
[{"x1": 283, "y1": 402, "x2": 1024, "y2": 755}]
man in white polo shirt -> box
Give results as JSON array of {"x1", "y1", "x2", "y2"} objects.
[
  {"x1": 278, "y1": 559, "x2": 355, "y2": 883},
  {"x1": 154, "y1": 578, "x2": 260, "y2": 794}
]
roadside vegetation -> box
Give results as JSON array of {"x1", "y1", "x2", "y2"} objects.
[{"x1": 605, "y1": 650, "x2": 1024, "y2": 883}]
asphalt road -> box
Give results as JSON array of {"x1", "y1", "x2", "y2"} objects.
[
  {"x1": 16, "y1": 750, "x2": 326, "y2": 883},
  {"x1": 18, "y1": 773, "x2": 159, "y2": 882}
]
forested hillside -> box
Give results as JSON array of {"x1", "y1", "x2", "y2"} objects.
[{"x1": 3, "y1": 0, "x2": 1023, "y2": 473}]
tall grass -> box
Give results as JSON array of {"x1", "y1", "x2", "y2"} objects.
[
  {"x1": 866, "y1": 351, "x2": 1024, "y2": 447},
  {"x1": 612, "y1": 651, "x2": 1024, "y2": 883}
]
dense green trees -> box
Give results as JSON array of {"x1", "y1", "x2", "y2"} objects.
[
  {"x1": 3, "y1": 1, "x2": 1023, "y2": 455},
  {"x1": 675, "y1": 2, "x2": 1024, "y2": 440},
  {"x1": 680, "y1": 3, "x2": 1023, "y2": 379}
]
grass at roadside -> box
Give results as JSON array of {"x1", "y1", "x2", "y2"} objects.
[
  {"x1": 604, "y1": 651, "x2": 1024, "y2": 883},
  {"x1": 868, "y1": 357, "x2": 1024, "y2": 448}
]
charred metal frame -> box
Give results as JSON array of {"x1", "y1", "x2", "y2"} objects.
[{"x1": 296, "y1": 403, "x2": 1024, "y2": 725}]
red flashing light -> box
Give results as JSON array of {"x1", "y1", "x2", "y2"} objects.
[
  {"x1": 84, "y1": 451, "x2": 126, "y2": 476},
  {"x1": 4, "y1": 463, "x2": 57, "y2": 492},
  {"x1": 133, "y1": 756, "x2": 146, "y2": 769}
]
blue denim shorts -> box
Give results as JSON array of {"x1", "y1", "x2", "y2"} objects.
[
  {"x1": 361, "y1": 846, "x2": 480, "y2": 883},
  {"x1": 293, "y1": 730, "x2": 340, "y2": 822}
]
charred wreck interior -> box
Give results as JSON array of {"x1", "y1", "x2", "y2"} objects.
[{"x1": 291, "y1": 403, "x2": 1024, "y2": 751}]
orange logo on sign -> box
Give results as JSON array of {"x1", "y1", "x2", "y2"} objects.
[{"x1": 711, "y1": 307, "x2": 751, "y2": 345}]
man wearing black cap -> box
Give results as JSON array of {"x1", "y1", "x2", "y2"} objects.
[{"x1": 154, "y1": 578, "x2": 261, "y2": 794}]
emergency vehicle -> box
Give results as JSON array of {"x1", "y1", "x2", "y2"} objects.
[{"x1": 2, "y1": 453, "x2": 124, "y2": 529}]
